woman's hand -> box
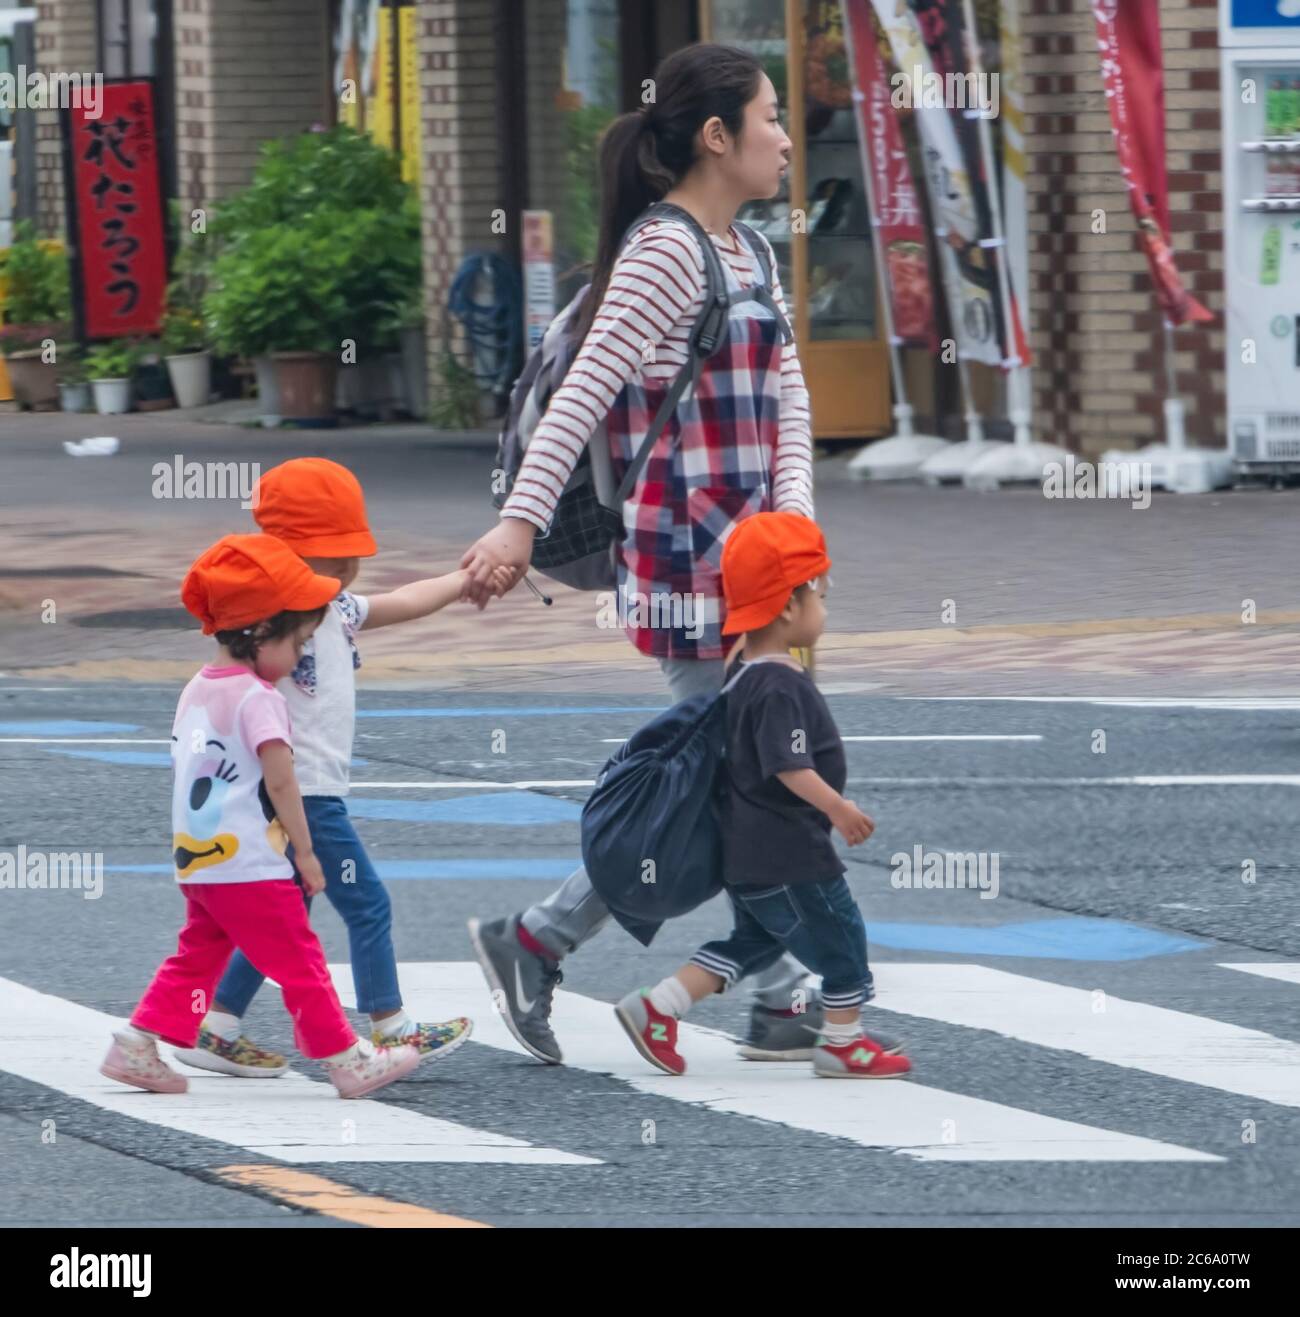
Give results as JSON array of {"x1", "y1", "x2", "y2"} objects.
[{"x1": 460, "y1": 518, "x2": 537, "y2": 608}]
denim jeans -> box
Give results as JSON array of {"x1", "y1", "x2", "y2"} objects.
[
  {"x1": 519, "y1": 654, "x2": 812, "y2": 1010},
  {"x1": 689, "y1": 877, "x2": 875, "y2": 1010},
  {"x1": 213, "y1": 795, "x2": 401, "y2": 1018}
]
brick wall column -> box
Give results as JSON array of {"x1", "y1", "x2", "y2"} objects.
[
  {"x1": 32, "y1": 0, "x2": 98, "y2": 238},
  {"x1": 1022, "y1": 0, "x2": 1224, "y2": 457},
  {"x1": 173, "y1": 0, "x2": 331, "y2": 223}
]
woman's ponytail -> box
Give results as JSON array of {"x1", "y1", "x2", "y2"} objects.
[{"x1": 571, "y1": 44, "x2": 763, "y2": 346}]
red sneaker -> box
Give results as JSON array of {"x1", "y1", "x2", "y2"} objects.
[
  {"x1": 813, "y1": 1035, "x2": 912, "y2": 1079},
  {"x1": 614, "y1": 989, "x2": 686, "y2": 1076}
]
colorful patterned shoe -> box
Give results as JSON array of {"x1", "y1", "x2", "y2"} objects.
[
  {"x1": 372, "y1": 1016, "x2": 473, "y2": 1058},
  {"x1": 614, "y1": 989, "x2": 686, "y2": 1076},
  {"x1": 173, "y1": 1027, "x2": 290, "y2": 1078}
]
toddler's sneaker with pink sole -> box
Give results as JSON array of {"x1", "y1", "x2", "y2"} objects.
[
  {"x1": 326, "y1": 1039, "x2": 420, "y2": 1098},
  {"x1": 100, "y1": 1031, "x2": 189, "y2": 1094}
]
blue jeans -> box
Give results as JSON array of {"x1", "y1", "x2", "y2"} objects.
[
  {"x1": 213, "y1": 796, "x2": 401, "y2": 1018},
  {"x1": 690, "y1": 877, "x2": 875, "y2": 1010}
]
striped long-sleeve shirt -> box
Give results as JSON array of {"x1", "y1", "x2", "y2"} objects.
[{"x1": 501, "y1": 218, "x2": 814, "y2": 531}]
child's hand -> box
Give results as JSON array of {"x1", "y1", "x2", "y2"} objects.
[
  {"x1": 296, "y1": 849, "x2": 326, "y2": 897},
  {"x1": 488, "y1": 566, "x2": 515, "y2": 596},
  {"x1": 829, "y1": 799, "x2": 875, "y2": 846}
]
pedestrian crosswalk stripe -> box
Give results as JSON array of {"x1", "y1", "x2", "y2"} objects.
[
  {"x1": 0, "y1": 976, "x2": 599, "y2": 1167},
  {"x1": 360, "y1": 963, "x2": 1220, "y2": 1164},
  {"x1": 868, "y1": 965, "x2": 1300, "y2": 1108},
  {"x1": 1219, "y1": 963, "x2": 1300, "y2": 989}
]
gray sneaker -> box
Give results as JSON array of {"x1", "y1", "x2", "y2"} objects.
[
  {"x1": 737, "y1": 1002, "x2": 905, "y2": 1060},
  {"x1": 467, "y1": 915, "x2": 563, "y2": 1064}
]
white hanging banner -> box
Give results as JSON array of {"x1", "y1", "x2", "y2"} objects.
[{"x1": 870, "y1": 0, "x2": 1002, "y2": 367}]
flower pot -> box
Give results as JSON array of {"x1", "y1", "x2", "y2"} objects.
[
  {"x1": 400, "y1": 326, "x2": 428, "y2": 419},
  {"x1": 58, "y1": 381, "x2": 92, "y2": 413},
  {"x1": 165, "y1": 350, "x2": 212, "y2": 409},
  {"x1": 272, "y1": 350, "x2": 339, "y2": 426},
  {"x1": 4, "y1": 349, "x2": 60, "y2": 410},
  {"x1": 91, "y1": 377, "x2": 132, "y2": 415},
  {"x1": 253, "y1": 354, "x2": 281, "y2": 428}
]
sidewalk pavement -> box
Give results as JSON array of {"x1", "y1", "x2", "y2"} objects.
[{"x1": 2, "y1": 413, "x2": 1298, "y2": 696}]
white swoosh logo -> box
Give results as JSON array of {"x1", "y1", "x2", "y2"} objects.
[{"x1": 513, "y1": 961, "x2": 537, "y2": 1014}]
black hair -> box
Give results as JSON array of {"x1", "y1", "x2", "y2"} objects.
[
  {"x1": 215, "y1": 606, "x2": 327, "y2": 663},
  {"x1": 572, "y1": 42, "x2": 765, "y2": 345}
]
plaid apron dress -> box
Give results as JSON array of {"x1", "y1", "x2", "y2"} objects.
[{"x1": 607, "y1": 231, "x2": 790, "y2": 661}]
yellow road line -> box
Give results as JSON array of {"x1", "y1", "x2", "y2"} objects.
[{"x1": 213, "y1": 1164, "x2": 491, "y2": 1229}]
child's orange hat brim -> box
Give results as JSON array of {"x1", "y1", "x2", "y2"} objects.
[
  {"x1": 181, "y1": 533, "x2": 342, "y2": 635},
  {"x1": 252, "y1": 457, "x2": 377, "y2": 558}
]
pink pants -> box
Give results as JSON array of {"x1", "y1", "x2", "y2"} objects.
[{"x1": 131, "y1": 879, "x2": 356, "y2": 1059}]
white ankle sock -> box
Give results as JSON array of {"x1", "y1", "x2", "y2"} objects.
[
  {"x1": 204, "y1": 1010, "x2": 242, "y2": 1042},
  {"x1": 648, "y1": 975, "x2": 693, "y2": 1019},
  {"x1": 373, "y1": 1010, "x2": 412, "y2": 1038},
  {"x1": 323, "y1": 1039, "x2": 369, "y2": 1067},
  {"x1": 820, "y1": 1020, "x2": 861, "y2": 1048}
]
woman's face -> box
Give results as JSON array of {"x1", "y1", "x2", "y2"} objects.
[{"x1": 721, "y1": 74, "x2": 791, "y2": 201}]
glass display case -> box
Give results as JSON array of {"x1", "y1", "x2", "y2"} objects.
[{"x1": 702, "y1": 0, "x2": 890, "y2": 438}]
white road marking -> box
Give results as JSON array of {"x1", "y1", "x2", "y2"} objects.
[
  {"x1": 0, "y1": 976, "x2": 598, "y2": 1166},
  {"x1": 375, "y1": 963, "x2": 1220, "y2": 1164},
  {"x1": 0, "y1": 738, "x2": 171, "y2": 745},
  {"x1": 903, "y1": 697, "x2": 1300, "y2": 710},
  {"x1": 1219, "y1": 963, "x2": 1300, "y2": 989},
  {"x1": 350, "y1": 780, "x2": 596, "y2": 789},
  {"x1": 868, "y1": 965, "x2": 1300, "y2": 1108}
]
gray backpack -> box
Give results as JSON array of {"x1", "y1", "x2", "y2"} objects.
[{"x1": 491, "y1": 201, "x2": 790, "y2": 590}]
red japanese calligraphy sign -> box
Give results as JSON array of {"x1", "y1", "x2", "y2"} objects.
[{"x1": 63, "y1": 80, "x2": 167, "y2": 340}]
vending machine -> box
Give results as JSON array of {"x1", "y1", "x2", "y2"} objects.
[{"x1": 1221, "y1": 2, "x2": 1300, "y2": 478}]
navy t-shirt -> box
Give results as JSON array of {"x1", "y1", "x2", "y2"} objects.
[{"x1": 718, "y1": 658, "x2": 847, "y2": 887}]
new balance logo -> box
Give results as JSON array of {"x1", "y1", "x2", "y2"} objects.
[{"x1": 650, "y1": 1022, "x2": 669, "y2": 1042}]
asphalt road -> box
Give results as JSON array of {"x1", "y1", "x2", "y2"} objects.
[{"x1": 2, "y1": 681, "x2": 1298, "y2": 1227}]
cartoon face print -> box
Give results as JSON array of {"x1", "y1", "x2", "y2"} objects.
[{"x1": 173, "y1": 737, "x2": 242, "y2": 877}]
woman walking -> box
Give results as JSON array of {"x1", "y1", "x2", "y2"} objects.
[{"x1": 460, "y1": 43, "x2": 897, "y2": 1065}]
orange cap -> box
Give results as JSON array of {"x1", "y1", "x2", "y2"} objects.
[
  {"x1": 181, "y1": 533, "x2": 342, "y2": 635},
  {"x1": 252, "y1": 458, "x2": 377, "y2": 557},
  {"x1": 720, "y1": 511, "x2": 832, "y2": 635}
]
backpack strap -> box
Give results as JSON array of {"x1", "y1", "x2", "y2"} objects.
[
  {"x1": 730, "y1": 220, "x2": 792, "y2": 344},
  {"x1": 609, "y1": 201, "x2": 731, "y2": 506}
]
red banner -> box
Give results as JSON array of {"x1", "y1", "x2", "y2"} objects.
[
  {"x1": 65, "y1": 81, "x2": 167, "y2": 340},
  {"x1": 845, "y1": 0, "x2": 938, "y2": 350},
  {"x1": 1092, "y1": 1, "x2": 1212, "y2": 326}
]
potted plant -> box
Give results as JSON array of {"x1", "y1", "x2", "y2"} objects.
[
  {"x1": 56, "y1": 344, "x2": 91, "y2": 414},
  {"x1": 0, "y1": 223, "x2": 72, "y2": 410},
  {"x1": 204, "y1": 127, "x2": 422, "y2": 426},
  {"x1": 161, "y1": 216, "x2": 213, "y2": 409},
  {"x1": 84, "y1": 340, "x2": 143, "y2": 415}
]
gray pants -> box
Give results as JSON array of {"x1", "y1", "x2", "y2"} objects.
[{"x1": 520, "y1": 654, "x2": 812, "y2": 1010}]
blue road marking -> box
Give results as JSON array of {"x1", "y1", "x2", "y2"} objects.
[
  {"x1": 104, "y1": 859, "x2": 579, "y2": 880},
  {"x1": 870, "y1": 917, "x2": 1204, "y2": 961},
  {"x1": 347, "y1": 793, "x2": 582, "y2": 824},
  {"x1": 0, "y1": 720, "x2": 140, "y2": 735},
  {"x1": 356, "y1": 706, "x2": 661, "y2": 719}
]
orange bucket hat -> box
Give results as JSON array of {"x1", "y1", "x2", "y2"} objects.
[
  {"x1": 181, "y1": 533, "x2": 341, "y2": 635},
  {"x1": 720, "y1": 511, "x2": 832, "y2": 636},
  {"x1": 252, "y1": 458, "x2": 377, "y2": 557}
]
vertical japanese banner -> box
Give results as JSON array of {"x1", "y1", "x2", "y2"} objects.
[
  {"x1": 335, "y1": 0, "x2": 362, "y2": 129},
  {"x1": 370, "y1": 1, "x2": 396, "y2": 151},
  {"x1": 870, "y1": 0, "x2": 1002, "y2": 365},
  {"x1": 845, "y1": 0, "x2": 938, "y2": 350},
  {"x1": 399, "y1": 3, "x2": 421, "y2": 187},
  {"x1": 1091, "y1": 0, "x2": 1212, "y2": 326},
  {"x1": 999, "y1": 0, "x2": 1031, "y2": 364},
  {"x1": 62, "y1": 80, "x2": 167, "y2": 341},
  {"x1": 521, "y1": 211, "x2": 555, "y2": 350}
]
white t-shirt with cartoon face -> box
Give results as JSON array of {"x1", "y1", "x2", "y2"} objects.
[{"x1": 170, "y1": 666, "x2": 295, "y2": 884}]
